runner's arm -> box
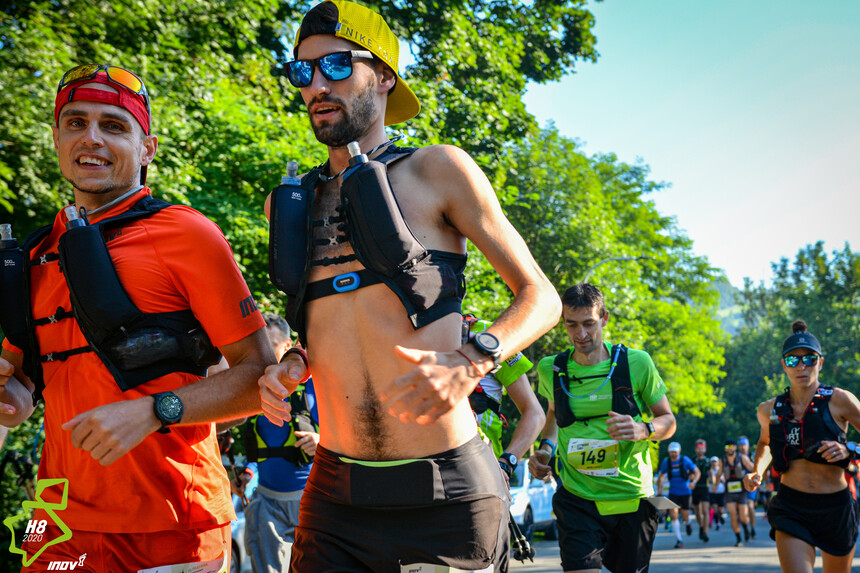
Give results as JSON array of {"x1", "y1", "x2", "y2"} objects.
[
  {"x1": 433, "y1": 145, "x2": 561, "y2": 360},
  {"x1": 528, "y1": 399, "x2": 558, "y2": 480},
  {"x1": 744, "y1": 400, "x2": 772, "y2": 491},
  {"x1": 0, "y1": 350, "x2": 35, "y2": 427},
  {"x1": 383, "y1": 146, "x2": 561, "y2": 424},
  {"x1": 689, "y1": 465, "x2": 701, "y2": 489},
  {"x1": 503, "y1": 374, "x2": 545, "y2": 460},
  {"x1": 63, "y1": 327, "x2": 275, "y2": 466}
]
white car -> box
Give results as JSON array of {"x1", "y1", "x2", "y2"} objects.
[{"x1": 509, "y1": 462, "x2": 558, "y2": 541}]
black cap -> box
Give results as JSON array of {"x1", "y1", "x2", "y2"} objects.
[
  {"x1": 724, "y1": 439, "x2": 736, "y2": 446},
  {"x1": 293, "y1": 1, "x2": 340, "y2": 58},
  {"x1": 782, "y1": 330, "x2": 822, "y2": 356}
]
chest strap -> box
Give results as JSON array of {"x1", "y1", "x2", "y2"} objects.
[{"x1": 304, "y1": 269, "x2": 383, "y2": 302}]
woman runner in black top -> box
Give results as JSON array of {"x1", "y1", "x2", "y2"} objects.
[{"x1": 745, "y1": 320, "x2": 860, "y2": 573}]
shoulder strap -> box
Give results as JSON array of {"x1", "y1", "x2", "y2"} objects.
[
  {"x1": 21, "y1": 224, "x2": 54, "y2": 253},
  {"x1": 608, "y1": 344, "x2": 641, "y2": 419},
  {"x1": 552, "y1": 350, "x2": 576, "y2": 427},
  {"x1": 815, "y1": 385, "x2": 847, "y2": 443},
  {"x1": 95, "y1": 195, "x2": 172, "y2": 231},
  {"x1": 375, "y1": 145, "x2": 418, "y2": 166}
]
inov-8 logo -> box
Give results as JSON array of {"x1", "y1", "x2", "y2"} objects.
[{"x1": 48, "y1": 553, "x2": 87, "y2": 570}]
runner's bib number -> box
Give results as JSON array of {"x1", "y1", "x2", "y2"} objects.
[
  {"x1": 567, "y1": 439, "x2": 620, "y2": 477},
  {"x1": 727, "y1": 480, "x2": 742, "y2": 493}
]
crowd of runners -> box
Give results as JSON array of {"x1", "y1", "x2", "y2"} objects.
[{"x1": 1, "y1": 1, "x2": 859, "y2": 572}]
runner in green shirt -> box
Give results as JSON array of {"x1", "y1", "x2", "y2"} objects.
[
  {"x1": 465, "y1": 316, "x2": 545, "y2": 485},
  {"x1": 529, "y1": 283, "x2": 677, "y2": 573}
]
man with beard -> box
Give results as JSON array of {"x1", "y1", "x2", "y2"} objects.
[
  {"x1": 258, "y1": 1, "x2": 561, "y2": 572},
  {"x1": 0, "y1": 65, "x2": 273, "y2": 570},
  {"x1": 529, "y1": 283, "x2": 676, "y2": 573}
]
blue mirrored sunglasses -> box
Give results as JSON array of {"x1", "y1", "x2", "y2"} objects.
[
  {"x1": 287, "y1": 50, "x2": 375, "y2": 88},
  {"x1": 783, "y1": 354, "x2": 820, "y2": 368}
]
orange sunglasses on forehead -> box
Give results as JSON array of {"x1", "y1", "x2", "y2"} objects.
[{"x1": 58, "y1": 64, "x2": 150, "y2": 112}]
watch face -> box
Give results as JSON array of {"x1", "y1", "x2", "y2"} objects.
[
  {"x1": 159, "y1": 394, "x2": 183, "y2": 422},
  {"x1": 475, "y1": 331, "x2": 501, "y2": 352}
]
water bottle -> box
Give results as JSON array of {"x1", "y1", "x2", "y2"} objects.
[
  {"x1": 346, "y1": 141, "x2": 369, "y2": 169},
  {"x1": 282, "y1": 161, "x2": 300, "y2": 186},
  {"x1": 0, "y1": 224, "x2": 15, "y2": 249},
  {"x1": 269, "y1": 160, "x2": 310, "y2": 296},
  {"x1": 64, "y1": 206, "x2": 87, "y2": 230},
  {"x1": 0, "y1": 223, "x2": 28, "y2": 349}
]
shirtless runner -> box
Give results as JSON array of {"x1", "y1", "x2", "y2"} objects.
[{"x1": 258, "y1": 2, "x2": 560, "y2": 572}]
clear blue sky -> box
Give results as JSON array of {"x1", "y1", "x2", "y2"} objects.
[{"x1": 523, "y1": 0, "x2": 860, "y2": 288}]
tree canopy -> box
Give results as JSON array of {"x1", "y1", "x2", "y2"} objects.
[{"x1": 1, "y1": 4, "x2": 734, "y2": 567}]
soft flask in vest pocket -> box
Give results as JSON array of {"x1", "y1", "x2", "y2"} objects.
[
  {"x1": 340, "y1": 142, "x2": 426, "y2": 277},
  {"x1": 0, "y1": 224, "x2": 28, "y2": 350},
  {"x1": 269, "y1": 161, "x2": 312, "y2": 296},
  {"x1": 57, "y1": 214, "x2": 141, "y2": 346}
]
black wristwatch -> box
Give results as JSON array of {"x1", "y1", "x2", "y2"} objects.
[
  {"x1": 499, "y1": 452, "x2": 518, "y2": 477},
  {"x1": 469, "y1": 331, "x2": 503, "y2": 373},
  {"x1": 645, "y1": 421, "x2": 656, "y2": 440},
  {"x1": 153, "y1": 391, "x2": 184, "y2": 434}
]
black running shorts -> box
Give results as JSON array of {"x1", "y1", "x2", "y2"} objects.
[
  {"x1": 290, "y1": 436, "x2": 509, "y2": 572},
  {"x1": 669, "y1": 493, "x2": 692, "y2": 510},
  {"x1": 692, "y1": 488, "x2": 709, "y2": 505},
  {"x1": 709, "y1": 492, "x2": 725, "y2": 506},
  {"x1": 553, "y1": 486, "x2": 659, "y2": 572},
  {"x1": 768, "y1": 484, "x2": 858, "y2": 556}
]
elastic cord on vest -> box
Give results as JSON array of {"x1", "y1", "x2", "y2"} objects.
[{"x1": 555, "y1": 345, "x2": 623, "y2": 400}]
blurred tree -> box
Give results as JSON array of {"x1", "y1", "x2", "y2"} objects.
[
  {"x1": 673, "y1": 242, "x2": 860, "y2": 453},
  {"x1": 492, "y1": 126, "x2": 727, "y2": 448}
]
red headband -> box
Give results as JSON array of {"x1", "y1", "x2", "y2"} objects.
[{"x1": 54, "y1": 73, "x2": 150, "y2": 135}]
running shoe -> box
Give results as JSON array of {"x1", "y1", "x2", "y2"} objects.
[
  {"x1": 674, "y1": 540, "x2": 684, "y2": 549},
  {"x1": 686, "y1": 522, "x2": 693, "y2": 536},
  {"x1": 703, "y1": 533, "x2": 709, "y2": 542}
]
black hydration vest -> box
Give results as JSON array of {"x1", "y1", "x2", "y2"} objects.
[
  {"x1": 769, "y1": 384, "x2": 849, "y2": 472},
  {"x1": 243, "y1": 385, "x2": 319, "y2": 467},
  {"x1": 693, "y1": 456, "x2": 711, "y2": 488},
  {"x1": 667, "y1": 456, "x2": 692, "y2": 480},
  {"x1": 268, "y1": 145, "x2": 467, "y2": 346},
  {"x1": 0, "y1": 196, "x2": 221, "y2": 404},
  {"x1": 552, "y1": 344, "x2": 641, "y2": 428}
]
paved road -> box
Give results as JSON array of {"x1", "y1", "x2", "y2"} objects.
[{"x1": 510, "y1": 510, "x2": 860, "y2": 572}]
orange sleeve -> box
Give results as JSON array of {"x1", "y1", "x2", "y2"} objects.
[
  {"x1": 144, "y1": 206, "x2": 265, "y2": 348},
  {"x1": 2, "y1": 337, "x2": 22, "y2": 354}
]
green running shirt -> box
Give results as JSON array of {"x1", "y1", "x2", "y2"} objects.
[{"x1": 537, "y1": 341, "x2": 666, "y2": 501}]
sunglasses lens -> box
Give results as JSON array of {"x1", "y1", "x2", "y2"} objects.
[
  {"x1": 106, "y1": 67, "x2": 143, "y2": 93},
  {"x1": 60, "y1": 64, "x2": 100, "y2": 88},
  {"x1": 287, "y1": 61, "x2": 313, "y2": 87},
  {"x1": 319, "y1": 53, "x2": 353, "y2": 81},
  {"x1": 784, "y1": 356, "x2": 799, "y2": 367},
  {"x1": 803, "y1": 355, "x2": 818, "y2": 366}
]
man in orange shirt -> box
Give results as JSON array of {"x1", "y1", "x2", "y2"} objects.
[{"x1": 0, "y1": 64, "x2": 274, "y2": 572}]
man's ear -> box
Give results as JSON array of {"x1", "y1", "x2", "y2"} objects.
[
  {"x1": 378, "y1": 64, "x2": 397, "y2": 93},
  {"x1": 141, "y1": 134, "x2": 158, "y2": 166}
]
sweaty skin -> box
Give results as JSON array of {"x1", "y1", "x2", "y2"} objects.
[{"x1": 260, "y1": 34, "x2": 560, "y2": 461}]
